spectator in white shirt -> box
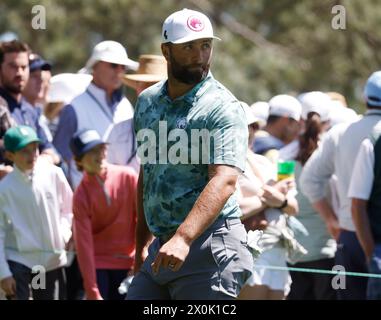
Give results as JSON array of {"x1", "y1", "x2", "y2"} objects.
[
  {"x1": 0, "y1": 125, "x2": 73, "y2": 300},
  {"x1": 300, "y1": 71, "x2": 381, "y2": 300},
  {"x1": 349, "y1": 121, "x2": 381, "y2": 299}
]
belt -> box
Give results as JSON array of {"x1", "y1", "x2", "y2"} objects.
[{"x1": 158, "y1": 217, "x2": 242, "y2": 244}]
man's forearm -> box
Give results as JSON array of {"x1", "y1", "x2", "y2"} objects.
[
  {"x1": 135, "y1": 168, "x2": 152, "y2": 257},
  {"x1": 351, "y1": 198, "x2": 374, "y2": 259},
  {"x1": 175, "y1": 174, "x2": 237, "y2": 246},
  {"x1": 312, "y1": 198, "x2": 337, "y2": 225}
]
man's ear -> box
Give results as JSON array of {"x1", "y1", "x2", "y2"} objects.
[{"x1": 161, "y1": 44, "x2": 170, "y2": 61}]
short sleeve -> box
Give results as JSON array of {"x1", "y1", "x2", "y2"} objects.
[
  {"x1": 348, "y1": 138, "x2": 375, "y2": 200},
  {"x1": 206, "y1": 100, "x2": 248, "y2": 172}
]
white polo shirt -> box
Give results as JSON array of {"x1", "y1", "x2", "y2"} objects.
[
  {"x1": 0, "y1": 159, "x2": 73, "y2": 280},
  {"x1": 348, "y1": 138, "x2": 375, "y2": 200}
]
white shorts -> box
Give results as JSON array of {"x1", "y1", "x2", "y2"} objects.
[{"x1": 246, "y1": 247, "x2": 291, "y2": 294}]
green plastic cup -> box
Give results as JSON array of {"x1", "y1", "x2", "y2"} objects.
[{"x1": 277, "y1": 160, "x2": 295, "y2": 181}]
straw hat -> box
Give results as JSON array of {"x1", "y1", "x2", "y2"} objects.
[{"x1": 122, "y1": 54, "x2": 167, "y2": 89}]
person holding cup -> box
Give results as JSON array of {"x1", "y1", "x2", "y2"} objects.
[
  {"x1": 280, "y1": 91, "x2": 337, "y2": 300},
  {"x1": 237, "y1": 102, "x2": 301, "y2": 300}
]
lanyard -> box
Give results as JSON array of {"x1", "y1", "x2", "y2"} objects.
[
  {"x1": 86, "y1": 89, "x2": 137, "y2": 165},
  {"x1": 86, "y1": 89, "x2": 114, "y2": 123}
]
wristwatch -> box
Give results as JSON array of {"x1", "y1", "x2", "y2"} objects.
[{"x1": 276, "y1": 197, "x2": 288, "y2": 210}]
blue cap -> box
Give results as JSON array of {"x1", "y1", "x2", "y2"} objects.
[
  {"x1": 29, "y1": 53, "x2": 52, "y2": 72},
  {"x1": 364, "y1": 71, "x2": 381, "y2": 107},
  {"x1": 70, "y1": 129, "x2": 106, "y2": 158}
]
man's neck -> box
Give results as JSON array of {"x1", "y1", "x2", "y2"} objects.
[
  {"x1": 91, "y1": 80, "x2": 114, "y2": 103},
  {"x1": 15, "y1": 164, "x2": 33, "y2": 176},
  {"x1": 167, "y1": 76, "x2": 196, "y2": 100},
  {"x1": 0, "y1": 86, "x2": 21, "y2": 103}
]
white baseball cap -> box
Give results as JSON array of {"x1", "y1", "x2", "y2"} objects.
[
  {"x1": 251, "y1": 101, "x2": 269, "y2": 126},
  {"x1": 47, "y1": 73, "x2": 93, "y2": 104},
  {"x1": 329, "y1": 104, "x2": 359, "y2": 127},
  {"x1": 299, "y1": 91, "x2": 332, "y2": 122},
  {"x1": 162, "y1": 8, "x2": 221, "y2": 44},
  {"x1": 241, "y1": 101, "x2": 260, "y2": 126},
  {"x1": 268, "y1": 94, "x2": 302, "y2": 122},
  {"x1": 82, "y1": 40, "x2": 138, "y2": 73}
]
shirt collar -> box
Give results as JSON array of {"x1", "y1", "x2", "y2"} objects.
[
  {"x1": 157, "y1": 72, "x2": 214, "y2": 105},
  {"x1": 0, "y1": 87, "x2": 21, "y2": 112},
  {"x1": 21, "y1": 98, "x2": 34, "y2": 109},
  {"x1": 13, "y1": 164, "x2": 35, "y2": 183},
  {"x1": 87, "y1": 82, "x2": 123, "y2": 106}
]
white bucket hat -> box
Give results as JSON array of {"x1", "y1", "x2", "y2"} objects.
[
  {"x1": 268, "y1": 94, "x2": 302, "y2": 122},
  {"x1": 47, "y1": 73, "x2": 93, "y2": 104},
  {"x1": 82, "y1": 40, "x2": 138, "y2": 73},
  {"x1": 162, "y1": 8, "x2": 221, "y2": 44}
]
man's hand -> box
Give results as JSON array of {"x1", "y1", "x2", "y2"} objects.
[
  {"x1": 65, "y1": 236, "x2": 75, "y2": 252},
  {"x1": 151, "y1": 235, "x2": 190, "y2": 274},
  {"x1": 40, "y1": 148, "x2": 60, "y2": 165},
  {"x1": 1, "y1": 276, "x2": 16, "y2": 298},
  {"x1": 134, "y1": 244, "x2": 150, "y2": 275},
  {"x1": 326, "y1": 217, "x2": 340, "y2": 240}
]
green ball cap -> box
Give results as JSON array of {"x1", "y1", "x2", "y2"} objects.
[
  {"x1": 4, "y1": 125, "x2": 41, "y2": 152},
  {"x1": 277, "y1": 160, "x2": 295, "y2": 174}
]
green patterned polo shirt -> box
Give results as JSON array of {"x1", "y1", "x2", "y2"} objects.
[{"x1": 134, "y1": 73, "x2": 247, "y2": 237}]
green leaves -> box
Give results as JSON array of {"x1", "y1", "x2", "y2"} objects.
[{"x1": 2, "y1": 0, "x2": 380, "y2": 111}]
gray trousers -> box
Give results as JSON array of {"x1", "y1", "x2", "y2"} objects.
[{"x1": 127, "y1": 217, "x2": 253, "y2": 300}]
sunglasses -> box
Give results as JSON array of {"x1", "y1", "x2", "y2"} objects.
[{"x1": 108, "y1": 62, "x2": 126, "y2": 70}]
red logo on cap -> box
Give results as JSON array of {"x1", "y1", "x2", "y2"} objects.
[{"x1": 187, "y1": 16, "x2": 205, "y2": 32}]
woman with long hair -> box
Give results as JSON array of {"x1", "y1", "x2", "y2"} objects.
[
  {"x1": 285, "y1": 92, "x2": 337, "y2": 300},
  {"x1": 238, "y1": 102, "x2": 300, "y2": 300}
]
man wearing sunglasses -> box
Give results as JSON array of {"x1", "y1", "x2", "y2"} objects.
[{"x1": 53, "y1": 40, "x2": 140, "y2": 189}]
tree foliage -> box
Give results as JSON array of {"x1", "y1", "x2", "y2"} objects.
[{"x1": 1, "y1": 0, "x2": 380, "y2": 111}]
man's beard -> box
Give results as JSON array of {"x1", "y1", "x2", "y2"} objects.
[
  {"x1": 169, "y1": 53, "x2": 210, "y2": 85},
  {"x1": 0, "y1": 73, "x2": 24, "y2": 95}
]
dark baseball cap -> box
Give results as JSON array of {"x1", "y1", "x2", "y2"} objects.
[
  {"x1": 70, "y1": 129, "x2": 106, "y2": 158},
  {"x1": 29, "y1": 53, "x2": 52, "y2": 72}
]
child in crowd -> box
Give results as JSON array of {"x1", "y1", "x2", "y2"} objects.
[
  {"x1": 0, "y1": 125, "x2": 73, "y2": 300},
  {"x1": 70, "y1": 129, "x2": 138, "y2": 300}
]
